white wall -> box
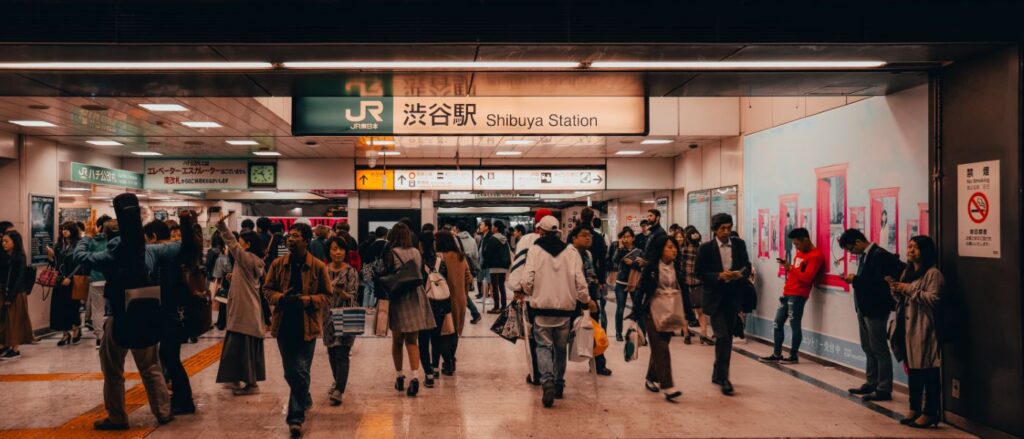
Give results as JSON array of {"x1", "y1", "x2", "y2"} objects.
[{"x1": 606, "y1": 157, "x2": 675, "y2": 190}]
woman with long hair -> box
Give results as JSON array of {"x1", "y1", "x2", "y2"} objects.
[
  {"x1": 49, "y1": 222, "x2": 84, "y2": 346},
  {"x1": 0, "y1": 231, "x2": 33, "y2": 360},
  {"x1": 680, "y1": 225, "x2": 711, "y2": 345},
  {"x1": 631, "y1": 233, "x2": 695, "y2": 401},
  {"x1": 481, "y1": 220, "x2": 512, "y2": 313},
  {"x1": 214, "y1": 212, "x2": 268, "y2": 396},
  {"x1": 435, "y1": 232, "x2": 472, "y2": 374},
  {"x1": 416, "y1": 229, "x2": 447, "y2": 387},
  {"x1": 384, "y1": 223, "x2": 436, "y2": 397},
  {"x1": 888, "y1": 236, "x2": 944, "y2": 429}
]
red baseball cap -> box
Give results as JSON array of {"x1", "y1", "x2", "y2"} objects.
[{"x1": 534, "y1": 208, "x2": 553, "y2": 223}]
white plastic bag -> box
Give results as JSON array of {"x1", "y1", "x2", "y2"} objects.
[{"x1": 569, "y1": 315, "x2": 594, "y2": 362}]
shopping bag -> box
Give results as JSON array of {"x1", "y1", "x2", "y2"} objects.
[
  {"x1": 331, "y1": 307, "x2": 367, "y2": 336},
  {"x1": 650, "y1": 288, "x2": 686, "y2": 332},
  {"x1": 71, "y1": 274, "x2": 90, "y2": 301},
  {"x1": 490, "y1": 306, "x2": 520, "y2": 343},
  {"x1": 624, "y1": 319, "x2": 644, "y2": 362},
  {"x1": 440, "y1": 313, "x2": 456, "y2": 336},
  {"x1": 592, "y1": 318, "x2": 609, "y2": 356},
  {"x1": 568, "y1": 316, "x2": 594, "y2": 362},
  {"x1": 374, "y1": 299, "x2": 390, "y2": 336}
]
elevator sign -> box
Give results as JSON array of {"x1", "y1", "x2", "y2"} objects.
[
  {"x1": 957, "y1": 160, "x2": 1000, "y2": 258},
  {"x1": 393, "y1": 170, "x2": 473, "y2": 191},
  {"x1": 513, "y1": 169, "x2": 606, "y2": 191},
  {"x1": 292, "y1": 96, "x2": 646, "y2": 136}
]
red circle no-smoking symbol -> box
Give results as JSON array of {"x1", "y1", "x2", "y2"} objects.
[{"x1": 967, "y1": 192, "x2": 989, "y2": 224}]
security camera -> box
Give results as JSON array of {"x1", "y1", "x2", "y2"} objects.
[
  {"x1": 688, "y1": 143, "x2": 699, "y2": 149},
  {"x1": 368, "y1": 156, "x2": 378, "y2": 168}
]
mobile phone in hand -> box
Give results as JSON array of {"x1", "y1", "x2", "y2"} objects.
[{"x1": 776, "y1": 258, "x2": 786, "y2": 264}]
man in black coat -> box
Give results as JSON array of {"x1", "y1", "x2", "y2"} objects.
[
  {"x1": 695, "y1": 213, "x2": 751, "y2": 396},
  {"x1": 642, "y1": 209, "x2": 667, "y2": 254},
  {"x1": 839, "y1": 228, "x2": 903, "y2": 402}
]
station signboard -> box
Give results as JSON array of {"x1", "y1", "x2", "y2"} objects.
[
  {"x1": 393, "y1": 169, "x2": 473, "y2": 191},
  {"x1": 293, "y1": 96, "x2": 646, "y2": 136},
  {"x1": 144, "y1": 159, "x2": 249, "y2": 190},
  {"x1": 512, "y1": 169, "x2": 606, "y2": 191},
  {"x1": 355, "y1": 169, "x2": 395, "y2": 190},
  {"x1": 472, "y1": 170, "x2": 514, "y2": 190},
  {"x1": 70, "y1": 162, "x2": 143, "y2": 189}
]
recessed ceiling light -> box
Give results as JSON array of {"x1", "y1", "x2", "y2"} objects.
[
  {"x1": 131, "y1": 151, "x2": 163, "y2": 156},
  {"x1": 140, "y1": 103, "x2": 188, "y2": 112},
  {"x1": 9, "y1": 120, "x2": 56, "y2": 127},
  {"x1": 504, "y1": 140, "x2": 535, "y2": 145},
  {"x1": 0, "y1": 62, "x2": 274, "y2": 70},
  {"x1": 589, "y1": 61, "x2": 887, "y2": 70},
  {"x1": 226, "y1": 140, "x2": 259, "y2": 146},
  {"x1": 282, "y1": 61, "x2": 581, "y2": 70},
  {"x1": 182, "y1": 121, "x2": 222, "y2": 128},
  {"x1": 496, "y1": 151, "x2": 522, "y2": 156},
  {"x1": 642, "y1": 200, "x2": 656, "y2": 204},
  {"x1": 641, "y1": 139, "x2": 673, "y2": 145},
  {"x1": 87, "y1": 140, "x2": 123, "y2": 146},
  {"x1": 379, "y1": 151, "x2": 401, "y2": 156},
  {"x1": 252, "y1": 151, "x2": 282, "y2": 157},
  {"x1": 616, "y1": 150, "x2": 645, "y2": 155}
]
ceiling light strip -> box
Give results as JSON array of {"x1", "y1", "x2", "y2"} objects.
[
  {"x1": 0, "y1": 62, "x2": 273, "y2": 70},
  {"x1": 589, "y1": 61, "x2": 887, "y2": 70},
  {"x1": 282, "y1": 61, "x2": 581, "y2": 70}
]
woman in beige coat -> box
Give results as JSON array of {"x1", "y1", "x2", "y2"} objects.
[
  {"x1": 888, "y1": 235, "x2": 943, "y2": 429},
  {"x1": 214, "y1": 213, "x2": 268, "y2": 395},
  {"x1": 436, "y1": 232, "x2": 473, "y2": 370}
]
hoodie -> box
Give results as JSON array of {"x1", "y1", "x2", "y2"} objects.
[
  {"x1": 481, "y1": 232, "x2": 511, "y2": 272},
  {"x1": 456, "y1": 231, "x2": 480, "y2": 268},
  {"x1": 523, "y1": 234, "x2": 589, "y2": 316}
]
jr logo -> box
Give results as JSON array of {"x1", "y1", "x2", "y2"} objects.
[{"x1": 345, "y1": 100, "x2": 385, "y2": 123}]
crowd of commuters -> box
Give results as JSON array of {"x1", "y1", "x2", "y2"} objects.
[{"x1": 0, "y1": 199, "x2": 946, "y2": 434}]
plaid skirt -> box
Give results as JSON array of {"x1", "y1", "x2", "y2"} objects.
[{"x1": 388, "y1": 286, "x2": 436, "y2": 334}]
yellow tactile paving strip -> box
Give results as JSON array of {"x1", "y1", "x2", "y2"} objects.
[
  {"x1": 0, "y1": 342, "x2": 223, "y2": 439},
  {"x1": 0, "y1": 372, "x2": 142, "y2": 382}
]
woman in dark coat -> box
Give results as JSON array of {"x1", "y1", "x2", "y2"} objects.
[
  {"x1": 48, "y1": 222, "x2": 83, "y2": 345},
  {"x1": 0, "y1": 231, "x2": 33, "y2": 360}
]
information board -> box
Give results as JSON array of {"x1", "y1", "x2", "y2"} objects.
[
  {"x1": 70, "y1": 162, "x2": 143, "y2": 189},
  {"x1": 687, "y1": 191, "x2": 711, "y2": 240},
  {"x1": 393, "y1": 169, "x2": 473, "y2": 191},
  {"x1": 711, "y1": 185, "x2": 739, "y2": 221},
  {"x1": 472, "y1": 170, "x2": 514, "y2": 190},
  {"x1": 355, "y1": 169, "x2": 395, "y2": 190},
  {"x1": 29, "y1": 194, "x2": 55, "y2": 265},
  {"x1": 512, "y1": 169, "x2": 606, "y2": 191},
  {"x1": 144, "y1": 159, "x2": 249, "y2": 190}
]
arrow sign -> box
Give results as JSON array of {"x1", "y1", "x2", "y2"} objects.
[
  {"x1": 397, "y1": 175, "x2": 407, "y2": 185},
  {"x1": 359, "y1": 175, "x2": 368, "y2": 185},
  {"x1": 477, "y1": 175, "x2": 485, "y2": 184},
  {"x1": 593, "y1": 175, "x2": 603, "y2": 183}
]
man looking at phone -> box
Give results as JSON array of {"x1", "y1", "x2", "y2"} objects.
[
  {"x1": 838, "y1": 228, "x2": 903, "y2": 402},
  {"x1": 759, "y1": 228, "x2": 823, "y2": 364}
]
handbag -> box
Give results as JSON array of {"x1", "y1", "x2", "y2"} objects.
[
  {"x1": 71, "y1": 274, "x2": 90, "y2": 301},
  {"x1": 650, "y1": 287, "x2": 686, "y2": 332},
  {"x1": 592, "y1": 318, "x2": 609, "y2": 356},
  {"x1": 331, "y1": 307, "x2": 367, "y2": 336},
  {"x1": 440, "y1": 312, "x2": 456, "y2": 336},
  {"x1": 374, "y1": 299, "x2": 390, "y2": 336},
  {"x1": 379, "y1": 251, "x2": 422, "y2": 299},
  {"x1": 425, "y1": 259, "x2": 451, "y2": 301},
  {"x1": 36, "y1": 266, "x2": 59, "y2": 288},
  {"x1": 625, "y1": 269, "x2": 642, "y2": 293}
]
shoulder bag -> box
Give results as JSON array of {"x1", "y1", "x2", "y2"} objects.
[
  {"x1": 379, "y1": 250, "x2": 422, "y2": 299},
  {"x1": 425, "y1": 258, "x2": 451, "y2": 301}
]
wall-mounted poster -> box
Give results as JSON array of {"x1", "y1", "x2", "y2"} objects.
[
  {"x1": 687, "y1": 191, "x2": 711, "y2": 241},
  {"x1": 847, "y1": 206, "x2": 866, "y2": 271},
  {"x1": 29, "y1": 194, "x2": 55, "y2": 265},
  {"x1": 798, "y1": 208, "x2": 814, "y2": 237},
  {"x1": 770, "y1": 215, "x2": 779, "y2": 254},
  {"x1": 816, "y1": 164, "x2": 849, "y2": 291},
  {"x1": 870, "y1": 187, "x2": 900, "y2": 256},
  {"x1": 757, "y1": 209, "x2": 770, "y2": 259},
  {"x1": 59, "y1": 207, "x2": 91, "y2": 226},
  {"x1": 779, "y1": 195, "x2": 798, "y2": 263},
  {"x1": 918, "y1": 203, "x2": 930, "y2": 237},
  {"x1": 154, "y1": 210, "x2": 169, "y2": 221},
  {"x1": 907, "y1": 220, "x2": 920, "y2": 240}
]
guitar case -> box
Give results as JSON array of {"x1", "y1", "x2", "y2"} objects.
[{"x1": 110, "y1": 193, "x2": 164, "y2": 349}]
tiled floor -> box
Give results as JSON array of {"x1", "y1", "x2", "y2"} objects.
[{"x1": 0, "y1": 305, "x2": 975, "y2": 439}]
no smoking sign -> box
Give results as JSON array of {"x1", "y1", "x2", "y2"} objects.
[
  {"x1": 958, "y1": 160, "x2": 1000, "y2": 258},
  {"x1": 967, "y1": 192, "x2": 989, "y2": 224}
]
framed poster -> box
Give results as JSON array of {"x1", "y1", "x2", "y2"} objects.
[
  {"x1": 770, "y1": 215, "x2": 779, "y2": 254},
  {"x1": 847, "y1": 207, "x2": 866, "y2": 272},
  {"x1": 918, "y1": 203, "x2": 930, "y2": 237},
  {"x1": 757, "y1": 209, "x2": 770, "y2": 259},
  {"x1": 869, "y1": 187, "x2": 900, "y2": 256},
  {"x1": 798, "y1": 208, "x2": 814, "y2": 236},
  {"x1": 779, "y1": 194, "x2": 799, "y2": 263},
  {"x1": 29, "y1": 194, "x2": 56, "y2": 266},
  {"x1": 815, "y1": 164, "x2": 849, "y2": 291},
  {"x1": 907, "y1": 219, "x2": 920, "y2": 241},
  {"x1": 710, "y1": 185, "x2": 739, "y2": 221},
  {"x1": 59, "y1": 207, "x2": 91, "y2": 226}
]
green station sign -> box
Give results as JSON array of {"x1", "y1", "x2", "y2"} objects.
[{"x1": 70, "y1": 162, "x2": 144, "y2": 189}]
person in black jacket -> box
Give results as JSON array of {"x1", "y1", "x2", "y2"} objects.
[
  {"x1": 576, "y1": 208, "x2": 609, "y2": 328},
  {"x1": 643, "y1": 209, "x2": 667, "y2": 254},
  {"x1": 839, "y1": 228, "x2": 903, "y2": 402},
  {"x1": 481, "y1": 220, "x2": 512, "y2": 313},
  {"x1": 695, "y1": 213, "x2": 751, "y2": 396}
]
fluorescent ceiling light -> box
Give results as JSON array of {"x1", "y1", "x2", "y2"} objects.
[
  {"x1": 226, "y1": 140, "x2": 259, "y2": 146},
  {"x1": 590, "y1": 61, "x2": 887, "y2": 70},
  {"x1": 641, "y1": 139, "x2": 673, "y2": 145},
  {"x1": 139, "y1": 103, "x2": 188, "y2": 112},
  {"x1": 496, "y1": 151, "x2": 522, "y2": 156},
  {"x1": 59, "y1": 193, "x2": 82, "y2": 197},
  {"x1": 282, "y1": 61, "x2": 580, "y2": 70},
  {"x1": 87, "y1": 140, "x2": 123, "y2": 146},
  {"x1": 368, "y1": 140, "x2": 395, "y2": 145},
  {"x1": 131, "y1": 151, "x2": 163, "y2": 156},
  {"x1": 177, "y1": 191, "x2": 203, "y2": 195},
  {"x1": 8, "y1": 120, "x2": 56, "y2": 127},
  {"x1": 379, "y1": 151, "x2": 401, "y2": 156},
  {"x1": 182, "y1": 121, "x2": 222, "y2": 128},
  {"x1": 62, "y1": 187, "x2": 91, "y2": 192},
  {"x1": 642, "y1": 200, "x2": 656, "y2": 204},
  {"x1": 253, "y1": 190, "x2": 277, "y2": 195},
  {"x1": 616, "y1": 150, "x2": 645, "y2": 155},
  {"x1": 0, "y1": 62, "x2": 273, "y2": 70},
  {"x1": 504, "y1": 140, "x2": 535, "y2": 145},
  {"x1": 252, "y1": 151, "x2": 282, "y2": 157}
]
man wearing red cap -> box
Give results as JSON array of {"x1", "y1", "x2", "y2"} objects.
[{"x1": 507, "y1": 208, "x2": 553, "y2": 385}]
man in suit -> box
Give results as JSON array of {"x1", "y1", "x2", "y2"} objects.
[
  {"x1": 839, "y1": 228, "x2": 903, "y2": 402},
  {"x1": 695, "y1": 213, "x2": 752, "y2": 396},
  {"x1": 643, "y1": 209, "x2": 667, "y2": 254}
]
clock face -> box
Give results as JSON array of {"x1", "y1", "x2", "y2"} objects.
[{"x1": 249, "y1": 164, "x2": 276, "y2": 187}]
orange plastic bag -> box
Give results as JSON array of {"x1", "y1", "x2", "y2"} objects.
[{"x1": 592, "y1": 318, "x2": 609, "y2": 356}]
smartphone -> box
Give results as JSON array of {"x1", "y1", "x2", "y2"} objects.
[{"x1": 776, "y1": 258, "x2": 786, "y2": 264}]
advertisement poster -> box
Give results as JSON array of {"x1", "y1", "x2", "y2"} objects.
[
  {"x1": 798, "y1": 208, "x2": 814, "y2": 237},
  {"x1": 848, "y1": 206, "x2": 866, "y2": 270},
  {"x1": 29, "y1": 194, "x2": 55, "y2": 265},
  {"x1": 870, "y1": 187, "x2": 900, "y2": 255}
]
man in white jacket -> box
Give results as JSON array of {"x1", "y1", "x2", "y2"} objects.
[
  {"x1": 507, "y1": 208, "x2": 552, "y2": 385},
  {"x1": 521, "y1": 215, "x2": 593, "y2": 408}
]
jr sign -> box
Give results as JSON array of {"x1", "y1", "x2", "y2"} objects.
[{"x1": 293, "y1": 96, "x2": 647, "y2": 136}]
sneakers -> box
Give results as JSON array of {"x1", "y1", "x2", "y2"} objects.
[
  {"x1": 58, "y1": 334, "x2": 71, "y2": 346},
  {"x1": 615, "y1": 334, "x2": 624, "y2": 342},
  {"x1": 394, "y1": 375, "x2": 405, "y2": 391},
  {"x1": 329, "y1": 389, "x2": 343, "y2": 406},
  {"x1": 699, "y1": 335, "x2": 715, "y2": 346},
  {"x1": 554, "y1": 384, "x2": 564, "y2": 400},
  {"x1": 289, "y1": 423, "x2": 303, "y2": 438},
  {"x1": 596, "y1": 368, "x2": 613, "y2": 376},
  {"x1": 424, "y1": 375, "x2": 435, "y2": 388},
  {"x1": 780, "y1": 356, "x2": 799, "y2": 364},
  {"x1": 93, "y1": 418, "x2": 129, "y2": 431},
  {"x1": 96, "y1": 338, "x2": 102, "y2": 349},
  {"x1": 758, "y1": 354, "x2": 783, "y2": 363},
  {"x1": 0, "y1": 349, "x2": 21, "y2": 360},
  {"x1": 644, "y1": 380, "x2": 659, "y2": 393},
  {"x1": 683, "y1": 335, "x2": 692, "y2": 345},
  {"x1": 407, "y1": 378, "x2": 420, "y2": 397},
  {"x1": 541, "y1": 382, "x2": 556, "y2": 408}
]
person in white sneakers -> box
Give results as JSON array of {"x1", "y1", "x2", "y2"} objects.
[
  {"x1": 507, "y1": 208, "x2": 553, "y2": 386},
  {"x1": 521, "y1": 215, "x2": 594, "y2": 408}
]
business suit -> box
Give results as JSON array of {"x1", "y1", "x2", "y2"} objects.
[
  {"x1": 850, "y1": 244, "x2": 903, "y2": 394},
  {"x1": 695, "y1": 236, "x2": 752, "y2": 385}
]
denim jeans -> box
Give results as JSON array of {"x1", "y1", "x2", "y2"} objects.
[
  {"x1": 614, "y1": 283, "x2": 629, "y2": 336},
  {"x1": 772, "y1": 295, "x2": 808, "y2": 357},
  {"x1": 277, "y1": 336, "x2": 316, "y2": 425},
  {"x1": 858, "y1": 314, "x2": 893, "y2": 393},
  {"x1": 362, "y1": 282, "x2": 378, "y2": 308},
  {"x1": 533, "y1": 318, "x2": 571, "y2": 387}
]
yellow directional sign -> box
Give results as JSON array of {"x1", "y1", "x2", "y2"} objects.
[{"x1": 355, "y1": 169, "x2": 394, "y2": 190}]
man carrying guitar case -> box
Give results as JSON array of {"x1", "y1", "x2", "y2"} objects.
[{"x1": 73, "y1": 193, "x2": 174, "y2": 430}]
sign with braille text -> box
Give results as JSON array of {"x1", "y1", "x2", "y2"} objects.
[
  {"x1": 292, "y1": 96, "x2": 646, "y2": 136},
  {"x1": 957, "y1": 160, "x2": 1000, "y2": 258}
]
